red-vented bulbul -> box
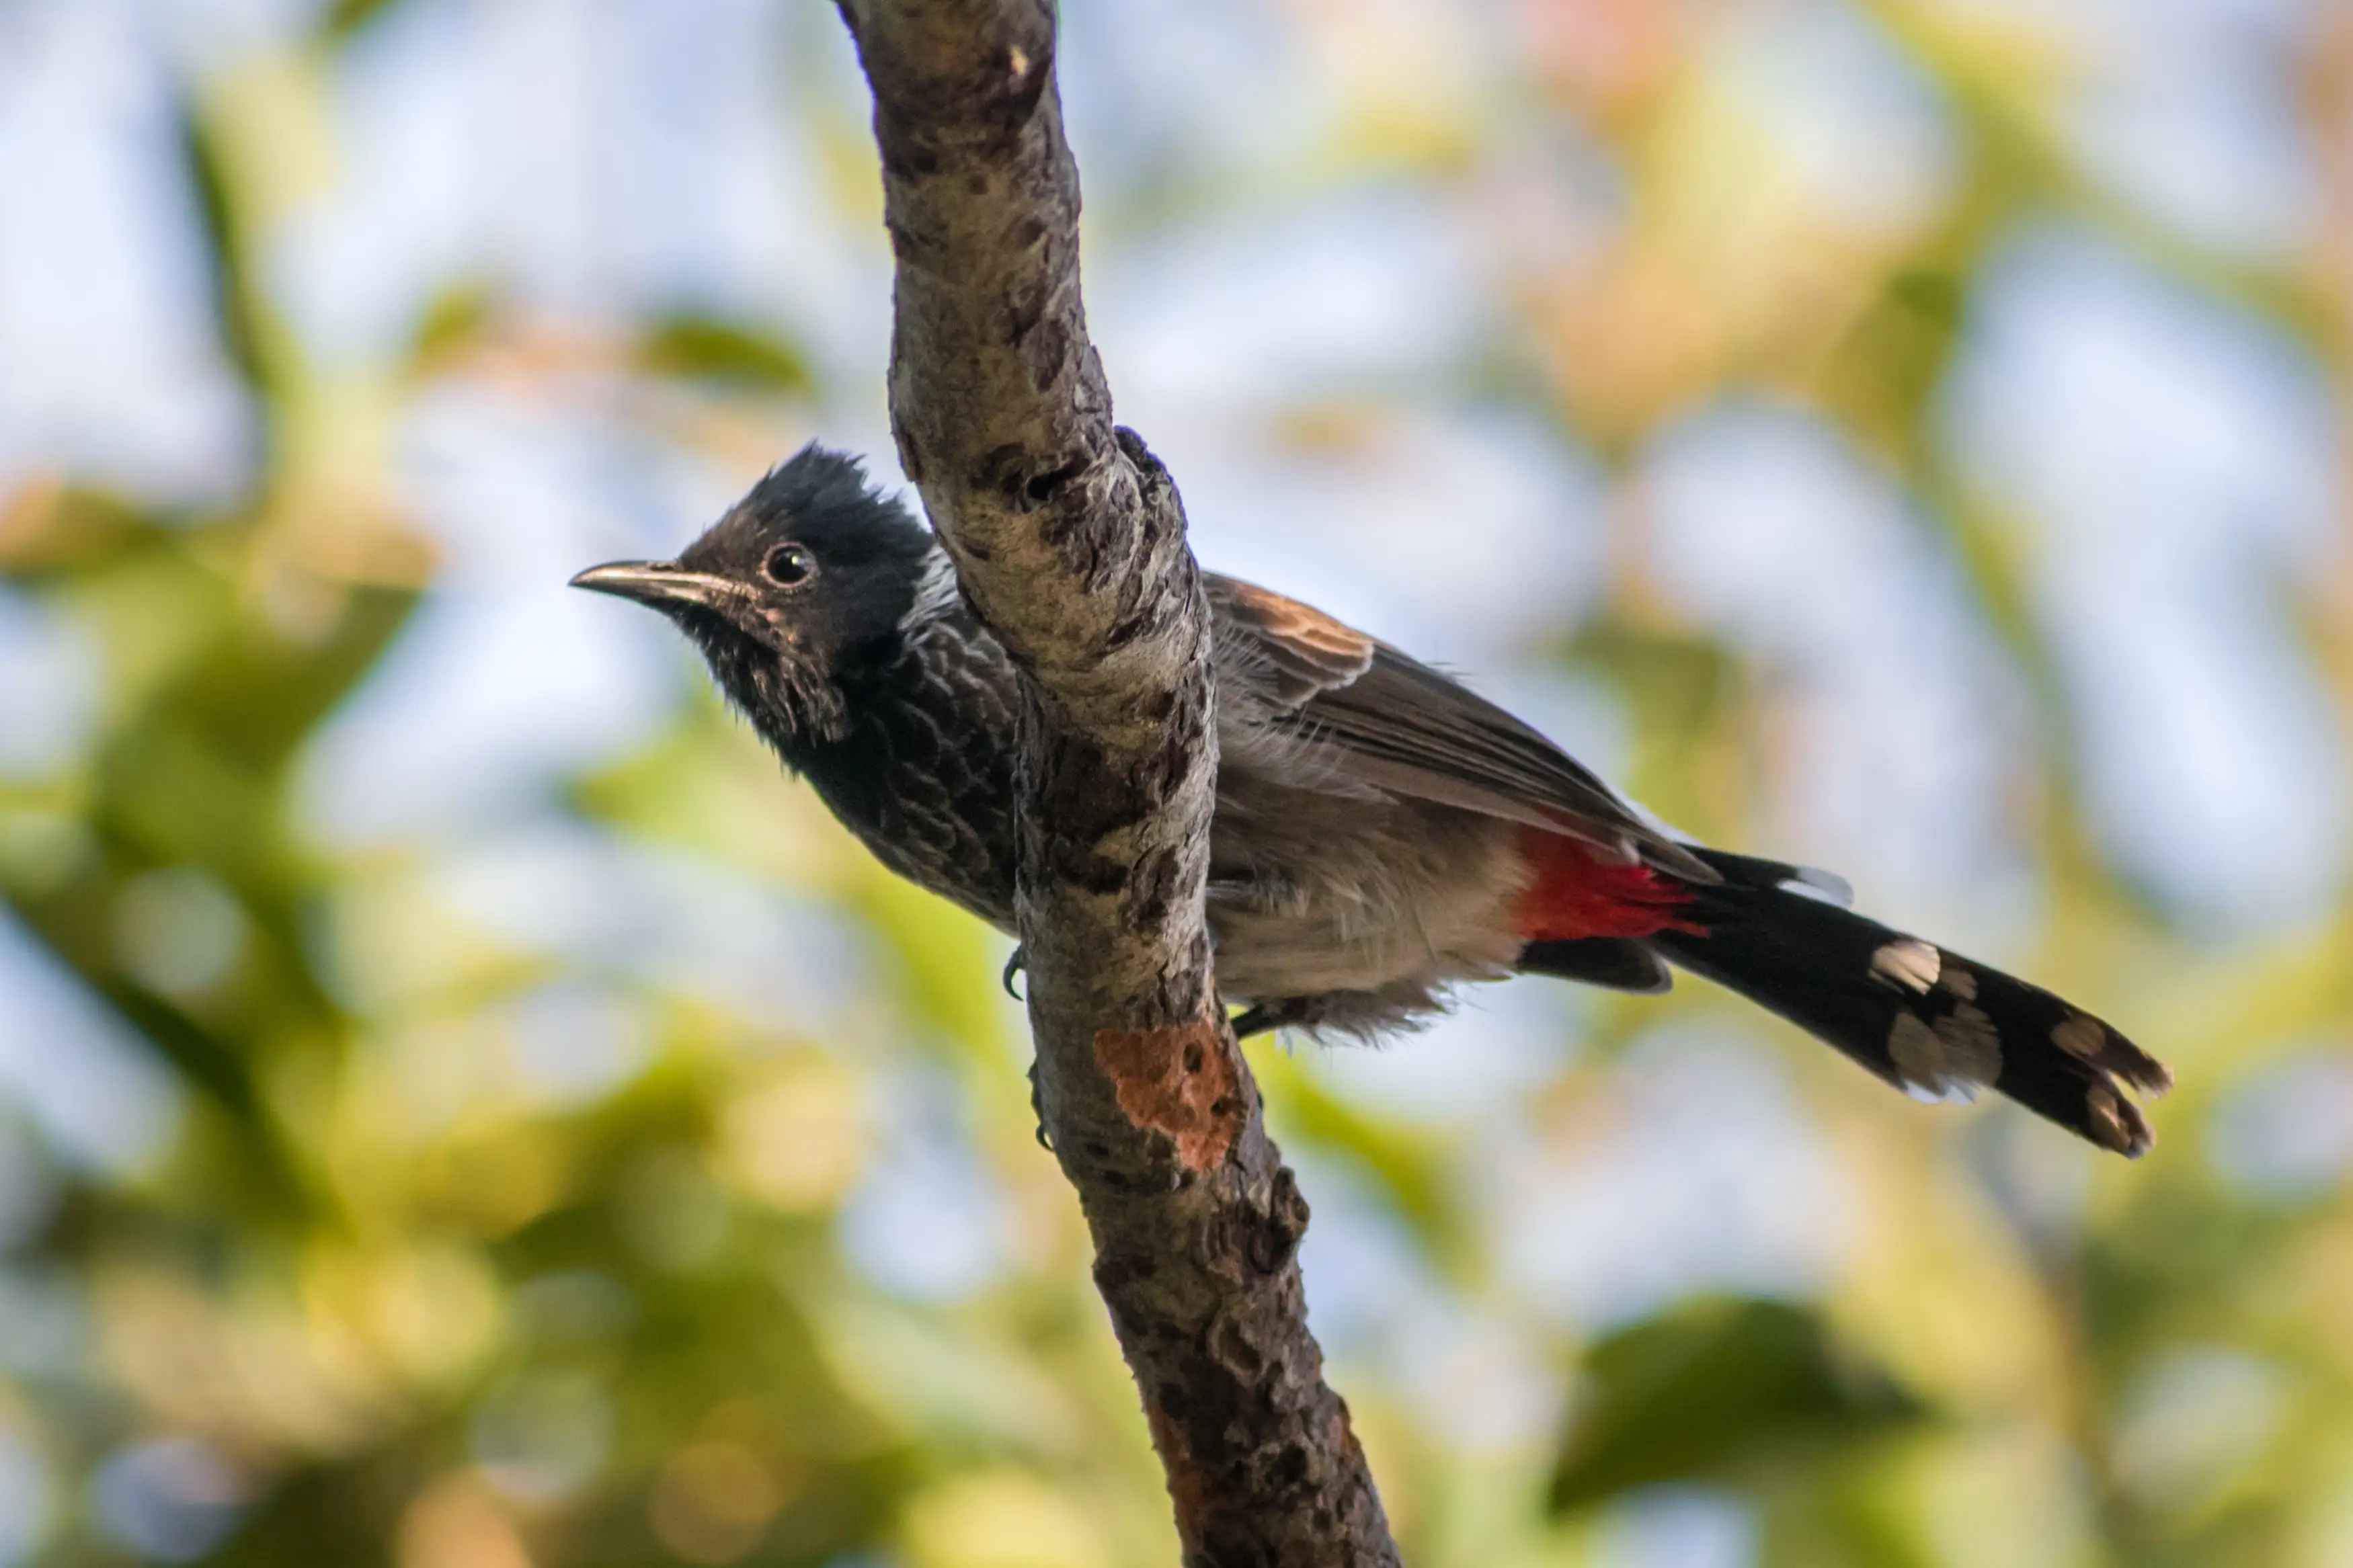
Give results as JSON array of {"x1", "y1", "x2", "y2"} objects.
[{"x1": 572, "y1": 444, "x2": 2170, "y2": 1155}]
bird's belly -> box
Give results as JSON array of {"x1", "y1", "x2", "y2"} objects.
[{"x1": 1204, "y1": 795, "x2": 1529, "y2": 1014}]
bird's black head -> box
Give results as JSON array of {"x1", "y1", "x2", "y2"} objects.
[{"x1": 571, "y1": 444, "x2": 941, "y2": 749}]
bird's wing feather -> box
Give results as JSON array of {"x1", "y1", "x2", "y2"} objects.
[{"x1": 1206, "y1": 573, "x2": 1717, "y2": 882}]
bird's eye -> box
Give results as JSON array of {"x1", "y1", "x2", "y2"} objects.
[{"x1": 763, "y1": 544, "x2": 817, "y2": 587}]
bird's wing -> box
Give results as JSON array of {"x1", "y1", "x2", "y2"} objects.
[{"x1": 1206, "y1": 573, "x2": 1718, "y2": 882}]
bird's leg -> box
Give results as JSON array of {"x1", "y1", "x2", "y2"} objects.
[{"x1": 1230, "y1": 997, "x2": 1324, "y2": 1040}]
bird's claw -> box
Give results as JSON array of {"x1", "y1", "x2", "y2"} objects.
[
  {"x1": 1028, "y1": 1058, "x2": 1052, "y2": 1152},
  {"x1": 1002, "y1": 946, "x2": 1027, "y2": 1001}
]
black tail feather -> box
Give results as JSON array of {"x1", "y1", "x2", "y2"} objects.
[
  {"x1": 1518, "y1": 938, "x2": 1673, "y2": 994},
  {"x1": 1648, "y1": 849, "x2": 2169, "y2": 1156}
]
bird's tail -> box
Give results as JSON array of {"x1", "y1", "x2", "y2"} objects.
[{"x1": 1646, "y1": 849, "x2": 2171, "y2": 1155}]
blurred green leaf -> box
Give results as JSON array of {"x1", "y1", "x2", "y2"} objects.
[
  {"x1": 847, "y1": 871, "x2": 1012, "y2": 1063},
  {"x1": 1548, "y1": 1297, "x2": 1932, "y2": 1514},
  {"x1": 0, "y1": 485, "x2": 174, "y2": 581},
  {"x1": 637, "y1": 315, "x2": 815, "y2": 393},
  {"x1": 406, "y1": 279, "x2": 502, "y2": 373},
  {"x1": 319, "y1": 0, "x2": 413, "y2": 46},
  {"x1": 1254, "y1": 1049, "x2": 1454, "y2": 1257},
  {"x1": 1862, "y1": 0, "x2": 2341, "y2": 356},
  {"x1": 1561, "y1": 618, "x2": 1743, "y2": 845},
  {"x1": 174, "y1": 581, "x2": 422, "y2": 771},
  {"x1": 175, "y1": 97, "x2": 285, "y2": 418},
  {"x1": 0, "y1": 890, "x2": 315, "y2": 1216}
]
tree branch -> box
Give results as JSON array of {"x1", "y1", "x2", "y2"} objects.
[{"x1": 832, "y1": 2, "x2": 1399, "y2": 1562}]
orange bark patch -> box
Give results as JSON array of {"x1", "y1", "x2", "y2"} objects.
[{"x1": 1092, "y1": 1020, "x2": 1242, "y2": 1173}]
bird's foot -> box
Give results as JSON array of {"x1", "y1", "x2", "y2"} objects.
[{"x1": 1001, "y1": 945, "x2": 1027, "y2": 1001}]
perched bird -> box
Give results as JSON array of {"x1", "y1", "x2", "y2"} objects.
[{"x1": 573, "y1": 444, "x2": 2170, "y2": 1155}]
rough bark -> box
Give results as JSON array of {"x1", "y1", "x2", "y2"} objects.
[{"x1": 831, "y1": 3, "x2": 1400, "y2": 1563}]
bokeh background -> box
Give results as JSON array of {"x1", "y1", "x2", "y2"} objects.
[{"x1": 3, "y1": 0, "x2": 2351, "y2": 1563}]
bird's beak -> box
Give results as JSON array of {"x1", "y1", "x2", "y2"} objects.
[{"x1": 568, "y1": 561, "x2": 743, "y2": 614}]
